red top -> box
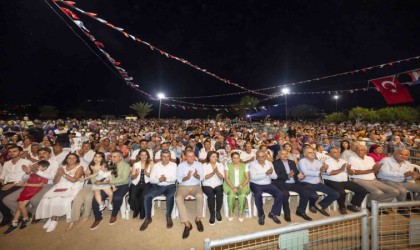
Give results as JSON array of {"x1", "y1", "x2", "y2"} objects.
[{"x1": 368, "y1": 152, "x2": 386, "y2": 163}]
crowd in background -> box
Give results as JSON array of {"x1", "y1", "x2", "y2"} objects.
[{"x1": 0, "y1": 117, "x2": 419, "y2": 238}]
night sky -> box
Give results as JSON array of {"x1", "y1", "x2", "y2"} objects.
[{"x1": 1, "y1": 0, "x2": 419, "y2": 118}]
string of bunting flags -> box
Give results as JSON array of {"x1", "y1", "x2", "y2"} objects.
[
  {"x1": 53, "y1": 1, "x2": 241, "y2": 107},
  {"x1": 52, "y1": 0, "x2": 419, "y2": 110},
  {"x1": 54, "y1": 0, "x2": 271, "y2": 97},
  {"x1": 55, "y1": 0, "x2": 420, "y2": 101}
]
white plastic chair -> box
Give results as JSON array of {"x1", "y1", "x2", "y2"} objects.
[
  {"x1": 174, "y1": 195, "x2": 206, "y2": 218},
  {"x1": 120, "y1": 192, "x2": 130, "y2": 220},
  {"x1": 223, "y1": 193, "x2": 252, "y2": 218},
  {"x1": 151, "y1": 195, "x2": 177, "y2": 219}
]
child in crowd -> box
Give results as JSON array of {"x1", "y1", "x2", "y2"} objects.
[
  {"x1": 4, "y1": 160, "x2": 50, "y2": 234},
  {"x1": 80, "y1": 164, "x2": 117, "y2": 211}
]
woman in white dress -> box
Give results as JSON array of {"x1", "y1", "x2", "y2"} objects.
[{"x1": 36, "y1": 153, "x2": 84, "y2": 232}]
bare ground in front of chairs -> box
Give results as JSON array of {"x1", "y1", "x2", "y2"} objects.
[{"x1": 0, "y1": 199, "x2": 340, "y2": 250}]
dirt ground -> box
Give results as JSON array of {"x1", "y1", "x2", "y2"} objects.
[{"x1": 0, "y1": 199, "x2": 341, "y2": 250}]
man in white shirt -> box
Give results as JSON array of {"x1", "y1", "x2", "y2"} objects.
[
  {"x1": 198, "y1": 140, "x2": 213, "y2": 163},
  {"x1": 130, "y1": 139, "x2": 154, "y2": 165},
  {"x1": 52, "y1": 142, "x2": 71, "y2": 166},
  {"x1": 298, "y1": 147, "x2": 339, "y2": 217},
  {"x1": 377, "y1": 148, "x2": 420, "y2": 202},
  {"x1": 241, "y1": 142, "x2": 256, "y2": 166},
  {"x1": 77, "y1": 142, "x2": 95, "y2": 169},
  {"x1": 175, "y1": 149, "x2": 204, "y2": 239},
  {"x1": 249, "y1": 150, "x2": 283, "y2": 225},
  {"x1": 0, "y1": 145, "x2": 32, "y2": 227},
  {"x1": 348, "y1": 145, "x2": 399, "y2": 210},
  {"x1": 323, "y1": 148, "x2": 368, "y2": 214},
  {"x1": 154, "y1": 142, "x2": 176, "y2": 163},
  {"x1": 341, "y1": 141, "x2": 359, "y2": 162},
  {"x1": 141, "y1": 150, "x2": 177, "y2": 231},
  {"x1": 3, "y1": 147, "x2": 59, "y2": 223}
]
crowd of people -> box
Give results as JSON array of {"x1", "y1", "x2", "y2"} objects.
[{"x1": 0, "y1": 117, "x2": 419, "y2": 239}]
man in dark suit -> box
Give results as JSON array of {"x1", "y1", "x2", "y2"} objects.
[{"x1": 272, "y1": 150, "x2": 316, "y2": 221}]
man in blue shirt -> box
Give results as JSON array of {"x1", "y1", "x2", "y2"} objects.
[
  {"x1": 298, "y1": 147, "x2": 339, "y2": 217},
  {"x1": 175, "y1": 149, "x2": 204, "y2": 239}
]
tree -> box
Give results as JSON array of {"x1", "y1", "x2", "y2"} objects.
[
  {"x1": 67, "y1": 109, "x2": 87, "y2": 119},
  {"x1": 394, "y1": 106, "x2": 418, "y2": 123},
  {"x1": 39, "y1": 105, "x2": 59, "y2": 119},
  {"x1": 129, "y1": 102, "x2": 153, "y2": 119},
  {"x1": 376, "y1": 107, "x2": 397, "y2": 123},
  {"x1": 291, "y1": 105, "x2": 319, "y2": 119},
  {"x1": 349, "y1": 107, "x2": 376, "y2": 124},
  {"x1": 235, "y1": 95, "x2": 259, "y2": 117},
  {"x1": 324, "y1": 112, "x2": 347, "y2": 123}
]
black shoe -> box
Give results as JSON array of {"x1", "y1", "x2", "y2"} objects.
[
  {"x1": 166, "y1": 217, "x2": 173, "y2": 228},
  {"x1": 140, "y1": 219, "x2": 152, "y2": 231},
  {"x1": 296, "y1": 211, "x2": 312, "y2": 221},
  {"x1": 380, "y1": 209, "x2": 389, "y2": 215},
  {"x1": 215, "y1": 211, "x2": 222, "y2": 222},
  {"x1": 31, "y1": 218, "x2": 41, "y2": 224},
  {"x1": 258, "y1": 215, "x2": 265, "y2": 225},
  {"x1": 284, "y1": 213, "x2": 291, "y2": 222},
  {"x1": 3, "y1": 224, "x2": 19, "y2": 235},
  {"x1": 182, "y1": 224, "x2": 193, "y2": 239},
  {"x1": 346, "y1": 204, "x2": 361, "y2": 213},
  {"x1": 132, "y1": 212, "x2": 139, "y2": 219},
  {"x1": 19, "y1": 218, "x2": 32, "y2": 230},
  {"x1": 315, "y1": 205, "x2": 330, "y2": 217},
  {"x1": 209, "y1": 214, "x2": 215, "y2": 225},
  {"x1": 309, "y1": 206, "x2": 317, "y2": 214},
  {"x1": 268, "y1": 213, "x2": 281, "y2": 224},
  {"x1": 195, "y1": 220, "x2": 204, "y2": 232},
  {"x1": 0, "y1": 219, "x2": 11, "y2": 228},
  {"x1": 339, "y1": 208, "x2": 348, "y2": 215}
]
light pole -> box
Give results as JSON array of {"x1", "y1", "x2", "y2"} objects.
[
  {"x1": 333, "y1": 95, "x2": 339, "y2": 112},
  {"x1": 281, "y1": 88, "x2": 290, "y2": 122},
  {"x1": 157, "y1": 93, "x2": 165, "y2": 119}
]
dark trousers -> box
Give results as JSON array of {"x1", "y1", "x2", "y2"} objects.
[
  {"x1": 144, "y1": 184, "x2": 176, "y2": 219},
  {"x1": 273, "y1": 182, "x2": 318, "y2": 214},
  {"x1": 250, "y1": 182, "x2": 283, "y2": 217},
  {"x1": 202, "y1": 185, "x2": 223, "y2": 216},
  {"x1": 128, "y1": 182, "x2": 151, "y2": 219},
  {"x1": 301, "y1": 182, "x2": 340, "y2": 209},
  {"x1": 324, "y1": 180, "x2": 368, "y2": 209},
  {"x1": 0, "y1": 186, "x2": 21, "y2": 221},
  {"x1": 92, "y1": 184, "x2": 129, "y2": 221}
]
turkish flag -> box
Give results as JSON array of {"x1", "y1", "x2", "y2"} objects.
[{"x1": 371, "y1": 76, "x2": 414, "y2": 104}]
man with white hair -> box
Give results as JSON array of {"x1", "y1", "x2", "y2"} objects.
[
  {"x1": 348, "y1": 145, "x2": 399, "y2": 211},
  {"x1": 377, "y1": 148, "x2": 420, "y2": 202},
  {"x1": 298, "y1": 147, "x2": 339, "y2": 217}
]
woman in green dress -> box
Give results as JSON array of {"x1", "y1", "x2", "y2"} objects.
[{"x1": 223, "y1": 151, "x2": 250, "y2": 222}]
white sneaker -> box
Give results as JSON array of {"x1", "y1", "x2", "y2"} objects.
[
  {"x1": 228, "y1": 217, "x2": 234, "y2": 222},
  {"x1": 43, "y1": 218, "x2": 52, "y2": 229},
  {"x1": 46, "y1": 220, "x2": 58, "y2": 232},
  {"x1": 108, "y1": 203, "x2": 113, "y2": 211},
  {"x1": 238, "y1": 217, "x2": 244, "y2": 223},
  {"x1": 99, "y1": 204, "x2": 105, "y2": 211}
]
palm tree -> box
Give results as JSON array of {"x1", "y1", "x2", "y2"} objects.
[{"x1": 129, "y1": 102, "x2": 153, "y2": 119}]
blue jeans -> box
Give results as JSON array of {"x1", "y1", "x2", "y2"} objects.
[
  {"x1": 92, "y1": 184, "x2": 129, "y2": 221},
  {"x1": 144, "y1": 184, "x2": 176, "y2": 219},
  {"x1": 250, "y1": 182, "x2": 283, "y2": 217},
  {"x1": 301, "y1": 183, "x2": 340, "y2": 209}
]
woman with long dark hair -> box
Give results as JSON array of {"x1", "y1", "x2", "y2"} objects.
[
  {"x1": 129, "y1": 149, "x2": 153, "y2": 219},
  {"x1": 67, "y1": 152, "x2": 107, "y2": 231}
]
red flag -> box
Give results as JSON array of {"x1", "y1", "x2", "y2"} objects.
[{"x1": 371, "y1": 76, "x2": 413, "y2": 104}]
